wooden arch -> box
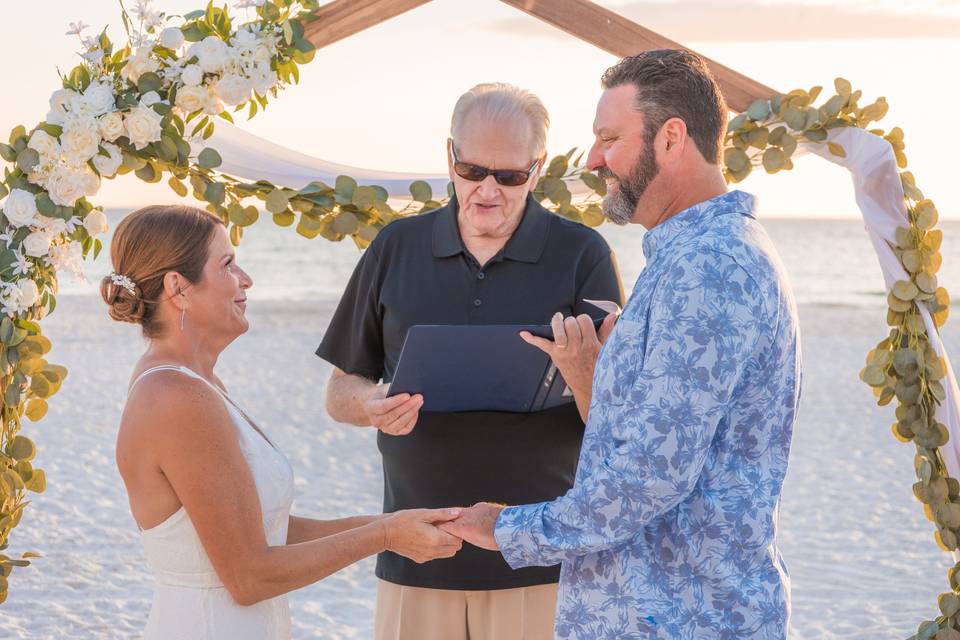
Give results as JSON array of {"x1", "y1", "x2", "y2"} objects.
[{"x1": 302, "y1": 0, "x2": 778, "y2": 113}]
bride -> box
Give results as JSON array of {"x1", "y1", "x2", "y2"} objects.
[{"x1": 100, "y1": 204, "x2": 463, "y2": 639}]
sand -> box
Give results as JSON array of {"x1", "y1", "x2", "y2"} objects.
[{"x1": 0, "y1": 294, "x2": 956, "y2": 639}]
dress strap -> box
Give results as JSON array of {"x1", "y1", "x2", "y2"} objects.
[{"x1": 128, "y1": 365, "x2": 202, "y2": 394}]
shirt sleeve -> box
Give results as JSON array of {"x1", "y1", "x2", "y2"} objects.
[
  {"x1": 495, "y1": 248, "x2": 770, "y2": 567},
  {"x1": 315, "y1": 246, "x2": 385, "y2": 381},
  {"x1": 572, "y1": 245, "x2": 626, "y2": 319}
]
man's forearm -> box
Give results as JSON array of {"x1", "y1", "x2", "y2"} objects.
[
  {"x1": 325, "y1": 372, "x2": 376, "y2": 426},
  {"x1": 570, "y1": 382, "x2": 592, "y2": 423}
]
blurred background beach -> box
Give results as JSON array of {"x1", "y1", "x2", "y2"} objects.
[{"x1": 1, "y1": 1, "x2": 959, "y2": 638}]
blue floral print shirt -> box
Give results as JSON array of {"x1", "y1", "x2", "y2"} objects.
[{"x1": 495, "y1": 191, "x2": 801, "y2": 639}]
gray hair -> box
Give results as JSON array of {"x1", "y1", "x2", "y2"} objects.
[{"x1": 450, "y1": 83, "x2": 550, "y2": 158}]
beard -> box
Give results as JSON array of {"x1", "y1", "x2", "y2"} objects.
[{"x1": 598, "y1": 144, "x2": 659, "y2": 226}]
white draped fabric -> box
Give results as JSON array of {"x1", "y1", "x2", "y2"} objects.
[
  {"x1": 198, "y1": 121, "x2": 451, "y2": 196},
  {"x1": 798, "y1": 129, "x2": 960, "y2": 495},
  {"x1": 206, "y1": 122, "x2": 960, "y2": 499}
]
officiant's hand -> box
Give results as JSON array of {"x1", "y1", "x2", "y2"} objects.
[
  {"x1": 519, "y1": 311, "x2": 619, "y2": 396},
  {"x1": 438, "y1": 502, "x2": 504, "y2": 552},
  {"x1": 363, "y1": 384, "x2": 423, "y2": 436},
  {"x1": 382, "y1": 508, "x2": 464, "y2": 563}
]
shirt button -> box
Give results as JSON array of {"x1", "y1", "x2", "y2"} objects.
[
  {"x1": 473, "y1": 299, "x2": 482, "y2": 307},
  {"x1": 477, "y1": 272, "x2": 485, "y2": 280}
]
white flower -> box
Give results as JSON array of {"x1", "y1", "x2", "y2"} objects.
[
  {"x1": 214, "y1": 73, "x2": 250, "y2": 106},
  {"x1": 81, "y1": 81, "x2": 116, "y2": 116},
  {"x1": 202, "y1": 85, "x2": 224, "y2": 115},
  {"x1": 235, "y1": 0, "x2": 265, "y2": 7},
  {"x1": 124, "y1": 104, "x2": 163, "y2": 150},
  {"x1": 66, "y1": 20, "x2": 89, "y2": 36},
  {"x1": 11, "y1": 251, "x2": 31, "y2": 277},
  {"x1": 159, "y1": 27, "x2": 184, "y2": 50},
  {"x1": 140, "y1": 91, "x2": 162, "y2": 106},
  {"x1": 193, "y1": 36, "x2": 230, "y2": 74},
  {"x1": 28, "y1": 129, "x2": 61, "y2": 161},
  {"x1": 98, "y1": 111, "x2": 125, "y2": 142},
  {"x1": 46, "y1": 164, "x2": 99, "y2": 207},
  {"x1": 46, "y1": 241, "x2": 84, "y2": 281},
  {"x1": 82, "y1": 208, "x2": 110, "y2": 235},
  {"x1": 250, "y1": 64, "x2": 278, "y2": 95},
  {"x1": 46, "y1": 88, "x2": 79, "y2": 126},
  {"x1": 121, "y1": 46, "x2": 160, "y2": 84},
  {"x1": 23, "y1": 231, "x2": 53, "y2": 258},
  {"x1": 174, "y1": 85, "x2": 206, "y2": 113},
  {"x1": 81, "y1": 48, "x2": 105, "y2": 65},
  {"x1": 16, "y1": 280, "x2": 40, "y2": 309},
  {"x1": 92, "y1": 143, "x2": 123, "y2": 178},
  {"x1": 61, "y1": 115, "x2": 102, "y2": 165},
  {"x1": 180, "y1": 64, "x2": 204, "y2": 87},
  {"x1": 2, "y1": 189, "x2": 39, "y2": 228}
]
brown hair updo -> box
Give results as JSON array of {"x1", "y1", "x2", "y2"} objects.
[{"x1": 100, "y1": 205, "x2": 224, "y2": 338}]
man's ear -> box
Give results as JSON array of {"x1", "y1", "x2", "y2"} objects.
[{"x1": 660, "y1": 117, "x2": 688, "y2": 161}]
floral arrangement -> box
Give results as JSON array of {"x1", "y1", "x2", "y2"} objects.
[{"x1": 725, "y1": 81, "x2": 953, "y2": 640}]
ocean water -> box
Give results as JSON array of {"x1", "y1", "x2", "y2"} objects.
[{"x1": 67, "y1": 210, "x2": 960, "y2": 311}]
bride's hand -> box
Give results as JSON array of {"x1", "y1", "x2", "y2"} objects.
[{"x1": 382, "y1": 508, "x2": 463, "y2": 564}]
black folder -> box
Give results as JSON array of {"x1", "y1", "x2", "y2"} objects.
[{"x1": 387, "y1": 323, "x2": 586, "y2": 413}]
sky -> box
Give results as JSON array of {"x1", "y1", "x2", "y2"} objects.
[{"x1": 0, "y1": 0, "x2": 958, "y2": 218}]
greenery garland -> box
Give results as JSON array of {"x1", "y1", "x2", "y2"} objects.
[
  {"x1": 0, "y1": 3, "x2": 952, "y2": 635},
  {"x1": 724, "y1": 81, "x2": 953, "y2": 640}
]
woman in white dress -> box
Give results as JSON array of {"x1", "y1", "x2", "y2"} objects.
[{"x1": 101, "y1": 205, "x2": 463, "y2": 639}]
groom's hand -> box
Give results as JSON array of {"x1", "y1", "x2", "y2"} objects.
[
  {"x1": 519, "y1": 311, "x2": 618, "y2": 394},
  {"x1": 363, "y1": 384, "x2": 423, "y2": 436},
  {"x1": 439, "y1": 502, "x2": 504, "y2": 551}
]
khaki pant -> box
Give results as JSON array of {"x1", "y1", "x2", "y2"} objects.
[{"x1": 374, "y1": 579, "x2": 558, "y2": 640}]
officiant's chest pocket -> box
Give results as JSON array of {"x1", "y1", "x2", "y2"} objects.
[{"x1": 595, "y1": 318, "x2": 649, "y2": 406}]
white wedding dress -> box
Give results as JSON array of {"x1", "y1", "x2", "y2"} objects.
[{"x1": 129, "y1": 365, "x2": 295, "y2": 640}]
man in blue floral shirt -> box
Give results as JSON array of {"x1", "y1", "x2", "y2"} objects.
[{"x1": 443, "y1": 50, "x2": 801, "y2": 639}]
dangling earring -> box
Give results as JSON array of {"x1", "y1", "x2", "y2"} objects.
[{"x1": 180, "y1": 307, "x2": 186, "y2": 331}]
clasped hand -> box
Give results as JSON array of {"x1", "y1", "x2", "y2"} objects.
[{"x1": 383, "y1": 502, "x2": 506, "y2": 565}]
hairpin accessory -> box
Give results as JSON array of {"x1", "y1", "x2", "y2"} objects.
[{"x1": 110, "y1": 272, "x2": 137, "y2": 295}]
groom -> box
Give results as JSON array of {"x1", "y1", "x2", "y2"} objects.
[{"x1": 443, "y1": 50, "x2": 801, "y2": 639}]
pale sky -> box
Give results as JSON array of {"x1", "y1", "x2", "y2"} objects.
[{"x1": 1, "y1": 0, "x2": 958, "y2": 218}]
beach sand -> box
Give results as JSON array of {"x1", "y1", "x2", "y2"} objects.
[{"x1": 1, "y1": 294, "x2": 956, "y2": 639}]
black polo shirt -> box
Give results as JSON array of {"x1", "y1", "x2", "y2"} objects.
[{"x1": 316, "y1": 194, "x2": 623, "y2": 590}]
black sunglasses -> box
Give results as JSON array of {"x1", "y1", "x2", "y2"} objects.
[{"x1": 451, "y1": 146, "x2": 540, "y2": 187}]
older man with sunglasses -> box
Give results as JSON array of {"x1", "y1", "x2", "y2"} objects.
[{"x1": 317, "y1": 83, "x2": 623, "y2": 640}]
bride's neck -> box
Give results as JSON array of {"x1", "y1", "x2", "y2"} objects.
[{"x1": 143, "y1": 333, "x2": 223, "y2": 380}]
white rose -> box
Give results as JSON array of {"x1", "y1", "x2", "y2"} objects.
[
  {"x1": 82, "y1": 208, "x2": 110, "y2": 236},
  {"x1": 141, "y1": 91, "x2": 162, "y2": 106},
  {"x1": 23, "y1": 232, "x2": 53, "y2": 258},
  {"x1": 2, "y1": 189, "x2": 39, "y2": 227},
  {"x1": 195, "y1": 36, "x2": 229, "y2": 74},
  {"x1": 124, "y1": 104, "x2": 163, "y2": 150},
  {"x1": 214, "y1": 74, "x2": 250, "y2": 106},
  {"x1": 122, "y1": 47, "x2": 160, "y2": 84},
  {"x1": 16, "y1": 280, "x2": 39, "y2": 309},
  {"x1": 46, "y1": 165, "x2": 97, "y2": 207},
  {"x1": 28, "y1": 129, "x2": 61, "y2": 161},
  {"x1": 92, "y1": 143, "x2": 123, "y2": 178},
  {"x1": 61, "y1": 115, "x2": 102, "y2": 165},
  {"x1": 98, "y1": 111, "x2": 125, "y2": 142},
  {"x1": 175, "y1": 85, "x2": 206, "y2": 113},
  {"x1": 159, "y1": 27, "x2": 185, "y2": 50},
  {"x1": 46, "y1": 88, "x2": 78, "y2": 126},
  {"x1": 250, "y1": 64, "x2": 277, "y2": 95},
  {"x1": 202, "y1": 86, "x2": 224, "y2": 115},
  {"x1": 252, "y1": 44, "x2": 272, "y2": 65},
  {"x1": 81, "y1": 81, "x2": 116, "y2": 117},
  {"x1": 181, "y1": 64, "x2": 204, "y2": 87}
]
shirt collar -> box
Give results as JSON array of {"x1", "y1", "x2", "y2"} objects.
[
  {"x1": 432, "y1": 193, "x2": 550, "y2": 264},
  {"x1": 641, "y1": 190, "x2": 756, "y2": 261}
]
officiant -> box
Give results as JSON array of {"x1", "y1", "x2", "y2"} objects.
[{"x1": 316, "y1": 83, "x2": 623, "y2": 640}]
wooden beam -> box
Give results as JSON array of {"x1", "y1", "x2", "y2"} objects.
[
  {"x1": 304, "y1": 0, "x2": 433, "y2": 50},
  {"x1": 499, "y1": 0, "x2": 778, "y2": 112}
]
